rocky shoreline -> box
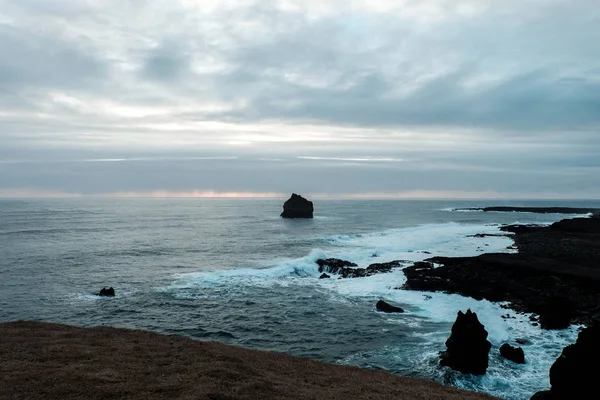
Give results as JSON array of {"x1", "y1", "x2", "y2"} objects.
[
  {"x1": 404, "y1": 216, "x2": 600, "y2": 327},
  {"x1": 314, "y1": 213, "x2": 600, "y2": 328},
  {"x1": 311, "y1": 208, "x2": 600, "y2": 397}
]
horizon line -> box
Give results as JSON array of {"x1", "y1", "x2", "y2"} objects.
[{"x1": 0, "y1": 189, "x2": 599, "y2": 201}]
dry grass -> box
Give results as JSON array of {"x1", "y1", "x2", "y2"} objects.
[{"x1": 0, "y1": 321, "x2": 496, "y2": 400}]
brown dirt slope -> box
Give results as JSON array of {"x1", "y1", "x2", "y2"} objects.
[{"x1": 0, "y1": 321, "x2": 496, "y2": 400}]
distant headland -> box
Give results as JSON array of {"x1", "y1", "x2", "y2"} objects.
[{"x1": 452, "y1": 206, "x2": 600, "y2": 215}]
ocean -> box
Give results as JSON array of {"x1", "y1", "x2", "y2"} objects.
[{"x1": 1, "y1": 198, "x2": 598, "y2": 399}]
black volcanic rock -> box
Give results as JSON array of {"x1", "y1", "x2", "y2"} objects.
[
  {"x1": 531, "y1": 324, "x2": 600, "y2": 399},
  {"x1": 376, "y1": 300, "x2": 404, "y2": 313},
  {"x1": 281, "y1": 193, "x2": 314, "y2": 218},
  {"x1": 530, "y1": 391, "x2": 553, "y2": 400},
  {"x1": 549, "y1": 217, "x2": 600, "y2": 234},
  {"x1": 319, "y1": 273, "x2": 330, "y2": 279},
  {"x1": 403, "y1": 261, "x2": 434, "y2": 278},
  {"x1": 440, "y1": 309, "x2": 492, "y2": 375},
  {"x1": 367, "y1": 260, "x2": 404, "y2": 273},
  {"x1": 317, "y1": 259, "x2": 357, "y2": 274},
  {"x1": 98, "y1": 287, "x2": 115, "y2": 297},
  {"x1": 539, "y1": 296, "x2": 573, "y2": 330},
  {"x1": 316, "y1": 259, "x2": 404, "y2": 279},
  {"x1": 403, "y1": 250, "x2": 600, "y2": 327},
  {"x1": 499, "y1": 344, "x2": 525, "y2": 364}
]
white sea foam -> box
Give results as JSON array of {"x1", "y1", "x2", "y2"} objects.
[
  {"x1": 169, "y1": 248, "x2": 326, "y2": 291},
  {"x1": 171, "y1": 222, "x2": 514, "y2": 290}
]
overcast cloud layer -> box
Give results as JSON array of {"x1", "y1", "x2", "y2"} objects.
[{"x1": 1, "y1": 0, "x2": 599, "y2": 198}]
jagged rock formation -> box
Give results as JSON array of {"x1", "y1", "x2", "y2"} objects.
[
  {"x1": 281, "y1": 194, "x2": 314, "y2": 218},
  {"x1": 316, "y1": 259, "x2": 404, "y2": 279},
  {"x1": 531, "y1": 323, "x2": 600, "y2": 399},
  {"x1": 440, "y1": 309, "x2": 492, "y2": 375}
]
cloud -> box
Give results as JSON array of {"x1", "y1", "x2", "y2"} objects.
[{"x1": 0, "y1": 0, "x2": 599, "y2": 197}]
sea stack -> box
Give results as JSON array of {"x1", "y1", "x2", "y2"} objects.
[
  {"x1": 440, "y1": 309, "x2": 492, "y2": 375},
  {"x1": 281, "y1": 193, "x2": 314, "y2": 219}
]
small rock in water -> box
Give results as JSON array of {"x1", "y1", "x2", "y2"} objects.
[
  {"x1": 516, "y1": 338, "x2": 530, "y2": 345},
  {"x1": 500, "y1": 343, "x2": 525, "y2": 364},
  {"x1": 98, "y1": 287, "x2": 115, "y2": 297},
  {"x1": 376, "y1": 300, "x2": 404, "y2": 313},
  {"x1": 319, "y1": 273, "x2": 330, "y2": 279}
]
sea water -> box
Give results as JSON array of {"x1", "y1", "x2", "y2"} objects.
[{"x1": 1, "y1": 198, "x2": 598, "y2": 399}]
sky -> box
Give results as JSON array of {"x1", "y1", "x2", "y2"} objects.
[{"x1": 0, "y1": 0, "x2": 599, "y2": 198}]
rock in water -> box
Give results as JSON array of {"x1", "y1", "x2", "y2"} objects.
[
  {"x1": 376, "y1": 300, "x2": 404, "y2": 313},
  {"x1": 500, "y1": 344, "x2": 525, "y2": 364},
  {"x1": 530, "y1": 323, "x2": 600, "y2": 399},
  {"x1": 316, "y1": 259, "x2": 358, "y2": 274},
  {"x1": 319, "y1": 273, "x2": 330, "y2": 279},
  {"x1": 440, "y1": 309, "x2": 492, "y2": 375},
  {"x1": 99, "y1": 287, "x2": 115, "y2": 297},
  {"x1": 281, "y1": 193, "x2": 314, "y2": 219}
]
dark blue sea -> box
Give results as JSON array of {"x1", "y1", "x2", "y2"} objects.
[{"x1": 1, "y1": 198, "x2": 598, "y2": 399}]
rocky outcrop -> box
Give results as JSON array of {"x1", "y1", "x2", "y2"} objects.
[
  {"x1": 531, "y1": 323, "x2": 600, "y2": 399},
  {"x1": 317, "y1": 259, "x2": 405, "y2": 279},
  {"x1": 98, "y1": 287, "x2": 115, "y2": 297},
  {"x1": 367, "y1": 261, "x2": 404, "y2": 274},
  {"x1": 501, "y1": 218, "x2": 600, "y2": 267},
  {"x1": 281, "y1": 194, "x2": 314, "y2": 219},
  {"x1": 549, "y1": 217, "x2": 600, "y2": 234},
  {"x1": 317, "y1": 259, "x2": 358, "y2": 274},
  {"x1": 499, "y1": 344, "x2": 525, "y2": 364},
  {"x1": 440, "y1": 310, "x2": 492, "y2": 375},
  {"x1": 376, "y1": 300, "x2": 404, "y2": 313}
]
